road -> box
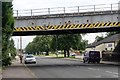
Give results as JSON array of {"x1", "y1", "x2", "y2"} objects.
[{"x1": 25, "y1": 56, "x2": 118, "y2": 78}]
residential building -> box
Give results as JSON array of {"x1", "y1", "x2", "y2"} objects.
[{"x1": 86, "y1": 33, "x2": 120, "y2": 58}]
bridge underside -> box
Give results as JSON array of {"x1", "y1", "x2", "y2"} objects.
[
  {"x1": 13, "y1": 27, "x2": 120, "y2": 36},
  {"x1": 13, "y1": 21, "x2": 120, "y2": 36}
]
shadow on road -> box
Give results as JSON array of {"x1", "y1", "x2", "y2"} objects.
[{"x1": 25, "y1": 63, "x2": 118, "y2": 68}]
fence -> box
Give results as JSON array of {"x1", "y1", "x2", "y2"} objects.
[
  {"x1": 13, "y1": 3, "x2": 120, "y2": 17},
  {"x1": 102, "y1": 52, "x2": 119, "y2": 62}
]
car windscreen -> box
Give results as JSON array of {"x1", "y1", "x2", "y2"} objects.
[
  {"x1": 89, "y1": 51, "x2": 100, "y2": 57},
  {"x1": 26, "y1": 55, "x2": 34, "y2": 58}
]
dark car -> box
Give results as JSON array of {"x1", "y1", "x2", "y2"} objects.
[{"x1": 83, "y1": 51, "x2": 101, "y2": 63}]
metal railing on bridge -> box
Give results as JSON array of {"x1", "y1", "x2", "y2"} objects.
[{"x1": 13, "y1": 3, "x2": 120, "y2": 18}]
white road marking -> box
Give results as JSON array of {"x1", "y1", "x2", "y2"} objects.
[
  {"x1": 95, "y1": 75, "x2": 101, "y2": 78},
  {"x1": 112, "y1": 75, "x2": 118, "y2": 77},
  {"x1": 105, "y1": 71, "x2": 113, "y2": 74},
  {"x1": 89, "y1": 75, "x2": 101, "y2": 78},
  {"x1": 88, "y1": 68, "x2": 99, "y2": 71},
  {"x1": 105, "y1": 71, "x2": 118, "y2": 77},
  {"x1": 113, "y1": 72, "x2": 118, "y2": 75},
  {"x1": 106, "y1": 71, "x2": 118, "y2": 75},
  {"x1": 88, "y1": 68, "x2": 118, "y2": 78}
]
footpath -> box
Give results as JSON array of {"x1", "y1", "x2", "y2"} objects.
[
  {"x1": 0, "y1": 68, "x2": 2, "y2": 80},
  {"x1": 2, "y1": 59, "x2": 37, "y2": 79},
  {"x1": 63, "y1": 57, "x2": 119, "y2": 66}
]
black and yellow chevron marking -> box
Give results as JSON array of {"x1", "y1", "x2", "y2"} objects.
[
  {"x1": 47, "y1": 22, "x2": 120, "y2": 30},
  {"x1": 14, "y1": 26, "x2": 45, "y2": 31},
  {"x1": 14, "y1": 22, "x2": 120, "y2": 31}
]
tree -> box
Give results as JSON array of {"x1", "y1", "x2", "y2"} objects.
[
  {"x1": 77, "y1": 40, "x2": 88, "y2": 50},
  {"x1": 25, "y1": 35, "x2": 52, "y2": 55},
  {"x1": 95, "y1": 35, "x2": 105, "y2": 42},
  {"x1": 106, "y1": 31, "x2": 120, "y2": 38},
  {"x1": 50, "y1": 35, "x2": 57, "y2": 51},
  {"x1": 51, "y1": 34, "x2": 86, "y2": 57},
  {"x1": 25, "y1": 42, "x2": 35, "y2": 54},
  {"x1": 2, "y1": 2, "x2": 15, "y2": 66},
  {"x1": 8, "y1": 39, "x2": 16, "y2": 59},
  {"x1": 25, "y1": 34, "x2": 87, "y2": 57}
]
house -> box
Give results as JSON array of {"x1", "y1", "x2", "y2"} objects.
[{"x1": 86, "y1": 33, "x2": 120, "y2": 58}]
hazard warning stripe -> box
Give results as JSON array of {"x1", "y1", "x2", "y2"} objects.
[
  {"x1": 14, "y1": 22, "x2": 120, "y2": 31},
  {"x1": 14, "y1": 26, "x2": 45, "y2": 31}
]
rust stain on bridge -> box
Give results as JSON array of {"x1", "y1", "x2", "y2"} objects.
[{"x1": 14, "y1": 22, "x2": 120, "y2": 32}]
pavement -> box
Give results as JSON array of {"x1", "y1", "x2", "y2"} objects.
[
  {"x1": 0, "y1": 68, "x2": 2, "y2": 80},
  {"x1": 63, "y1": 57, "x2": 119, "y2": 66},
  {"x1": 2, "y1": 59, "x2": 37, "y2": 78},
  {"x1": 1, "y1": 56, "x2": 119, "y2": 79}
]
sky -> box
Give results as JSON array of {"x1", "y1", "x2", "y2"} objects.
[
  {"x1": 12, "y1": 0, "x2": 120, "y2": 49},
  {"x1": 12, "y1": 0, "x2": 120, "y2": 10}
]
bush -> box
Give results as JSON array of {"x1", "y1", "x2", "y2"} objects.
[
  {"x1": 102, "y1": 52, "x2": 119, "y2": 62},
  {"x1": 2, "y1": 2, "x2": 15, "y2": 66},
  {"x1": 2, "y1": 57, "x2": 11, "y2": 66}
]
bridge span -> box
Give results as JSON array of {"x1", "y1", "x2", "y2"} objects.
[{"x1": 13, "y1": 3, "x2": 120, "y2": 36}]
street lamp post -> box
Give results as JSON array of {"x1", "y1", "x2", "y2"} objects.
[
  {"x1": 20, "y1": 36, "x2": 22, "y2": 55},
  {"x1": 17, "y1": 38, "x2": 19, "y2": 55}
]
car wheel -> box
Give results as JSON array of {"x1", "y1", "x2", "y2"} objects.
[
  {"x1": 88, "y1": 60, "x2": 90, "y2": 63},
  {"x1": 83, "y1": 60, "x2": 85, "y2": 63},
  {"x1": 97, "y1": 61, "x2": 100, "y2": 64},
  {"x1": 24, "y1": 61, "x2": 27, "y2": 64},
  {"x1": 93, "y1": 61, "x2": 95, "y2": 63}
]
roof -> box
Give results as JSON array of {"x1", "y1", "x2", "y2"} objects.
[{"x1": 87, "y1": 33, "x2": 120, "y2": 48}]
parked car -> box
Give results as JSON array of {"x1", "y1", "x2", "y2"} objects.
[
  {"x1": 83, "y1": 51, "x2": 101, "y2": 63},
  {"x1": 24, "y1": 54, "x2": 36, "y2": 64},
  {"x1": 70, "y1": 52, "x2": 76, "y2": 56}
]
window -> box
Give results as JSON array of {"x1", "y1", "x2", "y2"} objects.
[
  {"x1": 108, "y1": 44, "x2": 112, "y2": 47},
  {"x1": 26, "y1": 55, "x2": 33, "y2": 58}
]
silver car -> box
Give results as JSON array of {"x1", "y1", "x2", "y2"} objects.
[{"x1": 24, "y1": 55, "x2": 36, "y2": 64}]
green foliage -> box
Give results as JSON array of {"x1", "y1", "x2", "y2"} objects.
[
  {"x1": 2, "y1": 56, "x2": 11, "y2": 66},
  {"x1": 95, "y1": 35, "x2": 105, "y2": 42},
  {"x1": 25, "y1": 34, "x2": 88, "y2": 57},
  {"x1": 78, "y1": 40, "x2": 88, "y2": 50},
  {"x1": 2, "y1": 2, "x2": 15, "y2": 66},
  {"x1": 94, "y1": 32, "x2": 120, "y2": 43},
  {"x1": 8, "y1": 39, "x2": 16, "y2": 58},
  {"x1": 25, "y1": 42, "x2": 36, "y2": 53},
  {"x1": 25, "y1": 35, "x2": 52, "y2": 54},
  {"x1": 51, "y1": 34, "x2": 87, "y2": 51},
  {"x1": 106, "y1": 31, "x2": 120, "y2": 38}
]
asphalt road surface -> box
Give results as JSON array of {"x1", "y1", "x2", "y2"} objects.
[{"x1": 25, "y1": 56, "x2": 119, "y2": 78}]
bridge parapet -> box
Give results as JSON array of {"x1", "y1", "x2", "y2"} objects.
[
  {"x1": 14, "y1": 3, "x2": 120, "y2": 19},
  {"x1": 14, "y1": 10, "x2": 119, "y2": 20}
]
